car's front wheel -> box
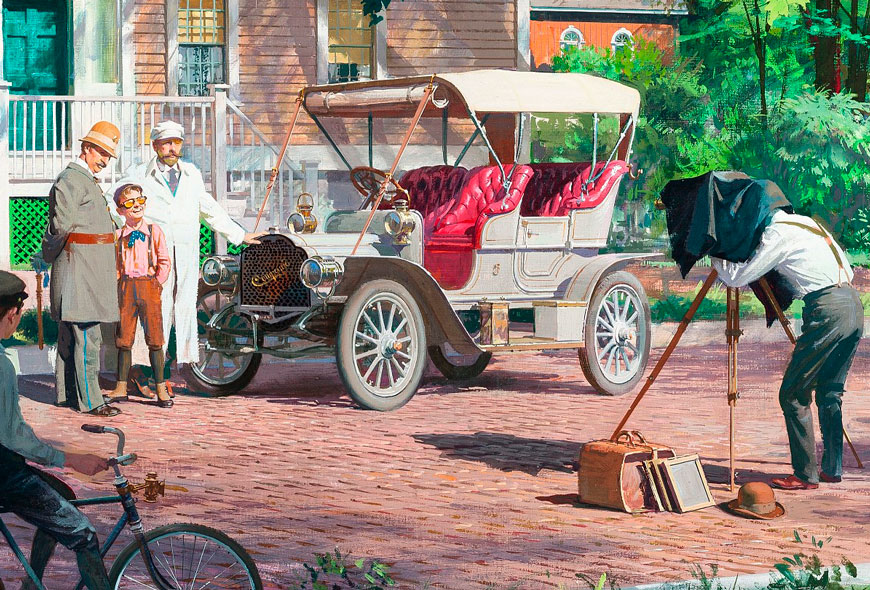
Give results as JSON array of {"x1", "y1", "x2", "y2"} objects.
[
  {"x1": 180, "y1": 287, "x2": 262, "y2": 397},
  {"x1": 578, "y1": 271, "x2": 650, "y2": 396},
  {"x1": 336, "y1": 280, "x2": 427, "y2": 410}
]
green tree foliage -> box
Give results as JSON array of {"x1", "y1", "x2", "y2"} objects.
[{"x1": 679, "y1": 1, "x2": 870, "y2": 238}]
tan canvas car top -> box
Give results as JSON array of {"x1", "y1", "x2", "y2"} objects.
[{"x1": 303, "y1": 69, "x2": 640, "y2": 119}]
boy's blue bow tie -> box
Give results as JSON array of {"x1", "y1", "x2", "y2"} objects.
[{"x1": 126, "y1": 230, "x2": 146, "y2": 248}]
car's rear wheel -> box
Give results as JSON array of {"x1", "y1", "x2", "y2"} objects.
[
  {"x1": 180, "y1": 287, "x2": 262, "y2": 397},
  {"x1": 578, "y1": 271, "x2": 650, "y2": 396},
  {"x1": 336, "y1": 280, "x2": 426, "y2": 411},
  {"x1": 428, "y1": 345, "x2": 491, "y2": 380}
]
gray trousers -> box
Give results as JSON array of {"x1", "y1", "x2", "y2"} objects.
[
  {"x1": 55, "y1": 321, "x2": 107, "y2": 412},
  {"x1": 779, "y1": 284, "x2": 863, "y2": 483}
]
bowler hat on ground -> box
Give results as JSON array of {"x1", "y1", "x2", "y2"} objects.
[
  {"x1": 724, "y1": 482, "x2": 785, "y2": 520},
  {"x1": 113, "y1": 183, "x2": 145, "y2": 207},
  {"x1": 0, "y1": 270, "x2": 28, "y2": 308},
  {"x1": 80, "y1": 121, "x2": 121, "y2": 158}
]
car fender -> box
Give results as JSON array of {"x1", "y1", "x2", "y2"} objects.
[
  {"x1": 564, "y1": 253, "x2": 657, "y2": 304},
  {"x1": 332, "y1": 257, "x2": 482, "y2": 356}
]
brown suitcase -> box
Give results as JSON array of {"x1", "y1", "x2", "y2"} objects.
[{"x1": 578, "y1": 430, "x2": 675, "y2": 513}]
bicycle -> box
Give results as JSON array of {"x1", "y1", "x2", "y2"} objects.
[{"x1": 0, "y1": 425, "x2": 263, "y2": 589}]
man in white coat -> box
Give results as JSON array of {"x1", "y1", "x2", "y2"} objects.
[{"x1": 109, "y1": 121, "x2": 261, "y2": 384}]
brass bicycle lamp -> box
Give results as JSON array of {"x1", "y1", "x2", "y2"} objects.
[
  {"x1": 384, "y1": 199, "x2": 415, "y2": 245},
  {"x1": 287, "y1": 192, "x2": 317, "y2": 233},
  {"x1": 129, "y1": 471, "x2": 166, "y2": 503}
]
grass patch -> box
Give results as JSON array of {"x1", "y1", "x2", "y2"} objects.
[
  {"x1": 1, "y1": 309, "x2": 58, "y2": 348},
  {"x1": 649, "y1": 283, "x2": 806, "y2": 322}
]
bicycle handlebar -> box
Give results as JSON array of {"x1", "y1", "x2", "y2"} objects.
[{"x1": 81, "y1": 424, "x2": 127, "y2": 460}]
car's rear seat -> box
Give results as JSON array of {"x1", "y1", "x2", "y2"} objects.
[{"x1": 521, "y1": 160, "x2": 629, "y2": 217}]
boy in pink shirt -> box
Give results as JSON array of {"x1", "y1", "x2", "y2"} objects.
[{"x1": 107, "y1": 183, "x2": 173, "y2": 407}]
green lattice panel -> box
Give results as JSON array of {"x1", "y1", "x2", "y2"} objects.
[
  {"x1": 10, "y1": 198, "x2": 49, "y2": 268},
  {"x1": 199, "y1": 225, "x2": 215, "y2": 264},
  {"x1": 198, "y1": 226, "x2": 246, "y2": 263}
]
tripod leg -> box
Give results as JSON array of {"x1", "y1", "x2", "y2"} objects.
[
  {"x1": 757, "y1": 277, "x2": 863, "y2": 469},
  {"x1": 726, "y1": 288, "x2": 741, "y2": 492},
  {"x1": 610, "y1": 270, "x2": 719, "y2": 440}
]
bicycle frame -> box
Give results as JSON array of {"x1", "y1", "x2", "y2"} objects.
[{"x1": 0, "y1": 426, "x2": 176, "y2": 590}]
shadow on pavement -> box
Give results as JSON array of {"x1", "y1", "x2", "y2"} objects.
[{"x1": 413, "y1": 431, "x2": 580, "y2": 475}]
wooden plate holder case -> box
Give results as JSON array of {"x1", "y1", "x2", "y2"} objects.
[{"x1": 577, "y1": 430, "x2": 675, "y2": 513}]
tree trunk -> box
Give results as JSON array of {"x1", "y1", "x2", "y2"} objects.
[{"x1": 814, "y1": 0, "x2": 838, "y2": 91}]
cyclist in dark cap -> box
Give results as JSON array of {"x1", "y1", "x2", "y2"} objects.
[{"x1": 0, "y1": 271, "x2": 112, "y2": 589}]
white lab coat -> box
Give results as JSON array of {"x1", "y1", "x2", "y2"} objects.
[{"x1": 109, "y1": 157, "x2": 246, "y2": 364}]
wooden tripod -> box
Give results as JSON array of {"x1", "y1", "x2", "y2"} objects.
[{"x1": 610, "y1": 270, "x2": 862, "y2": 492}]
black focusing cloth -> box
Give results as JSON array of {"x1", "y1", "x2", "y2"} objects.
[{"x1": 660, "y1": 171, "x2": 795, "y2": 326}]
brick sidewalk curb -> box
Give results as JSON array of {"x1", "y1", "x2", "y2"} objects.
[{"x1": 624, "y1": 563, "x2": 870, "y2": 590}]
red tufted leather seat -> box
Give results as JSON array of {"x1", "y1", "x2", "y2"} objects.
[
  {"x1": 396, "y1": 165, "x2": 469, "y2": 241},
  {"x1": 434, "y1": 164, "x2": 535, "y2": 246},
  {"x1": 522, "y1": 161, "x2": 629, "y2": 217},
  {"x1": 424, "y1": 164, "x2": 534, "y2": 290}
]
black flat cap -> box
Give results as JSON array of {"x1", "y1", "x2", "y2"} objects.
[{"x1": 0, "y1": 271, "x2": 28, "y2": 306}]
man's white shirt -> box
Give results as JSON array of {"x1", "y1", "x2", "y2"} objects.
[{"x1": 711, "y1": 210, "x2": 853, "y2": 296}]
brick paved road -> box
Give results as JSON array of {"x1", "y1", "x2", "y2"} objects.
[{"x1": 4, "y1": 335, "x2": 870, "y2": 589}]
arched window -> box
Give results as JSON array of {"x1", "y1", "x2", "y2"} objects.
[
  {"x1": 611, "y1": 28, "x2": 634, "y2": 55},
  {"x1": 559, "y1": 26, "x2": 585, "y2": 52}
]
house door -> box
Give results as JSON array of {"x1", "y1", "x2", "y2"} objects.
[{"x1": 3, "y1": 0, "x2": 68, "y2": 150}]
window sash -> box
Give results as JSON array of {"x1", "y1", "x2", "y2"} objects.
[
  {"x1": 179, "y1": 0, "x2": 226, "y2": 44},
  {"x1": 179, "y1": 44, "x2": 225, "y2": 96},
  {"x1": 327, "y1": 0, "x2": 373, "y2": 82}
]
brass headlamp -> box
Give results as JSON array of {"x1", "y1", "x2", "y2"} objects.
[
  {"x1": 384, "y1": 199, "x2": 415, "y2": 245},
  {"x1": 287, "y1": 192, "x2": 317, "y2": 233},
  {"x1": 201, "y1": 255, "x2": 240, "y2": 291}
]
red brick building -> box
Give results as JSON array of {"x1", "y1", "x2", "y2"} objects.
[{"x1": 529, "y1": 0, "x2": 687, "y2": 70}]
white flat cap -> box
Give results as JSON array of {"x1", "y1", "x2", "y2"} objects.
[{"x1": 150, "y1": 120, "x2": 185, "y2": 142}]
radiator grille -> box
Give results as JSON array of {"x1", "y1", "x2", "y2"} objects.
[{"x1": 240, "y1": 235, "x2": 310, "y2": 310}]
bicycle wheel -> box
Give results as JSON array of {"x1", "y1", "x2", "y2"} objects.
[{"x1": 108, "y1": 523, "x2": 262, "y2": 589}]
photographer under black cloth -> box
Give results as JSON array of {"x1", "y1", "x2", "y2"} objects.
[
  {"x1": 660, "y1": 171, "x2": 862, "y2": 490},
  {"x1": 660, "y1": 171, "x2": 795, "y2": 325}
]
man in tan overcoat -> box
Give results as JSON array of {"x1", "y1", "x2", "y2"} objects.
[{"x1": 41, "y1": 122, "x2": 123, "y2": 417}]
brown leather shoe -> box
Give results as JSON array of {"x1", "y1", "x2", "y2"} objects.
[
  {"x1": 771, "y1": 475, "x2": 818, "y2": 490},
  {"x1": 88, "y1": 404, "x2": 122, "y2": 417},
  {"x1": 133, "y1": 376, "x2": 156, "y2": 399},
  {"x1": 820, "y1": 472, "x2": 842, "y2": 483}
]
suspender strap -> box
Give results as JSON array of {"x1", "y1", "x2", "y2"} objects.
[
  {"x1": 116, "y1": 236, "x2": 123, "y2": 276},
  {"x1": 779, "y1": 219, "x2": 849, "y2": 285},
  {"x1": 147, "y1": 224, "x2": 154, "y2": 270}
]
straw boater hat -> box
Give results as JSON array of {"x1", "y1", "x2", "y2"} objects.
[
  {"x1": 724, "y1": 482, "x2": 785, "y2": 520},
  {"x1": 150, "y1": 120, "x2": 185, "y2": 143},
  {"x1": 79, "y1": 121, "x2": 121, "y2": 158}
]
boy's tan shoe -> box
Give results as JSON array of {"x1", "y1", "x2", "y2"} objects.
[
  {"x1": 104, "y1": 381, "x2": 129, "y2": 403},
  {"x1": 155, "y1": 382, "x2": 174, "y2": 408}
]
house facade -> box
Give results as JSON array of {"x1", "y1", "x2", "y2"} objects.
[
  {"x1": 529, "y1": 0, "x2": 687, "y2": 70},
  {"x1": 0, "y1": 0, "x2": 530, "y2": 268}
]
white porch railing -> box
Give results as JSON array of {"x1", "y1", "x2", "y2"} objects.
[{"x1": 0, "y1": 84, "x2": 313, "y2": 266}]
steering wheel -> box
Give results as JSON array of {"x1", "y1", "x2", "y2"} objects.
[{"x1": 349, "y1": 166, "x2": 410, "y2": 210}]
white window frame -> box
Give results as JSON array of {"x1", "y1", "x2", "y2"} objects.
[
  {"x1": 611, "y1": 27, "x2": 634, "y2": 54},
  {"x1": 166, "y1": 0, "x2": 239, "y2": 100},
  {"x1": 317, "y1": 0, "x2": 386, "y2": 85},
  {"x1": 559, "y1": 26, "x2": 585, "y2": 52}
]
